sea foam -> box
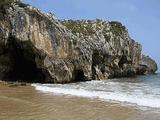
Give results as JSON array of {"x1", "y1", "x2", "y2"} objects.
[{"x1": 32, "y1": 77, "x2": 160, "y2": 108}]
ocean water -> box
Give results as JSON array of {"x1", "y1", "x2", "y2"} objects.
[{"x1": 32, "y1": 73, "x2": 160, "y2": 109}]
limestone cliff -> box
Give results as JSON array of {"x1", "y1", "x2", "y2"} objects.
[
  {"x1": 0, "y1": 2, "x2": 157, "y2": 83},
  {"x1": 137, "y1": 55, "x2": 158, "y2": 75}
]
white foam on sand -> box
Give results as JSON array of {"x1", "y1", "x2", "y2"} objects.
[{"x1": 32, "y1": 80, "x2": 160, "y2": 108}]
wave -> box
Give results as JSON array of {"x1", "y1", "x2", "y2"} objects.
[{"x1": 32, "y1": 79, "x2": 160, "y2": 108}]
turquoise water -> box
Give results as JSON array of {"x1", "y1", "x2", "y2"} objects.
[{"x1": 33, "y1": 73, "x2": 160, "y2": 108}]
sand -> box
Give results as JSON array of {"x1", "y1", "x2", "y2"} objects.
[{"x1": 0, "y1": 83, "x2": 160, "y2": 120}]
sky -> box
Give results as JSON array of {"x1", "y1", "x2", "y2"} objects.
[{"x1": 23, "y1": 0, "x2": 160, "y2": 70}]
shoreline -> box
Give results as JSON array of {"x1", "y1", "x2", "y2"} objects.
[
  {"x1": 0, "y1": 80, "x2": 30, "y2": 87},
  {"x1": 0, "y1": 83, "x2": 160, "y2": 120},
  {"x1": 1, "y1": 78, "x2": 160, "y2": 109}
]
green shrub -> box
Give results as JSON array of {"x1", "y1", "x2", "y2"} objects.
[{"x1": 110, "y1": 21, "x2": 126, "y2": 35}]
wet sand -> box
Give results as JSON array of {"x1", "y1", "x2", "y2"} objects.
[{"x1": 0, "y1": 84, "x2": 160, "y2": 120}]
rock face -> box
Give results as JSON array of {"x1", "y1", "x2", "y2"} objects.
[
  {"x1": 137, "y1": 55, "x2": 158, "y2": 75},
  {"x1": 0, "y1": 2, "x2": 157, "y2": 83}
]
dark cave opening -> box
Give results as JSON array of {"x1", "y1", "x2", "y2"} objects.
[
  {"x1": 73, "y1": 70, "x2": 85, "y2": 82},
  {"x1": 92, "y1": 51, "x2": 102, "y2": 80},
  {"x1": 7, "y1": 37, "x2": 45, "y2": 82},
  {"x1": 118, "y1": 55, "x2": 127, "y2": 68}
]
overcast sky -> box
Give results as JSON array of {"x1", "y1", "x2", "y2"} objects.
[{"x1": 23, "y1": 0, "x2": 160, "y2": 70}]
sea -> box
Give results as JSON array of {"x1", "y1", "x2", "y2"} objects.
[{"x1": 32, "y1": 73, "x2": 160, "y2": 110}]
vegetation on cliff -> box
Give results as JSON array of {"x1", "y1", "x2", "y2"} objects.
[
  {"x1": 109, "y1": 21, "x2": 126, "y2": 36},
  {"x1": 61, "y1": 20, "x2": 97, "y2": 35}
]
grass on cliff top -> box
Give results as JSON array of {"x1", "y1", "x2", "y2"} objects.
[
  {"x1": 61, "y1": 20, "x2": 102, "y2": 35},
  {"x1": 61, "y1": 19, "x2": 126, "y2": 36}
]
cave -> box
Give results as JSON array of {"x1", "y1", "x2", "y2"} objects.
[
  {"x1": 118, "y1": 55, "x2": 127, "y2": 68},
  {"x1": 6, "y1": 36, "x2": 45, "y2": 82},
  {"x1": 73, "y1": 70, "x2": 85, "y2": 82},
  {"x1": 92, "y1": 51, "x2": 103, "y2": 80}
]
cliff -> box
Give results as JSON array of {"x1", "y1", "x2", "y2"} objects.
[{"x1": 0, "y1": 2, "x2": 157, "y2": 83}]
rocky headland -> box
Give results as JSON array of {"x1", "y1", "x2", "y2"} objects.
[{"x1": 0, "y1": 1, "x2": 157, "y2": 83}]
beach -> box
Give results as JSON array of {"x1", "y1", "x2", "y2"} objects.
[
  {"x1": 0, "y1": 1, "x2": 159, "y2": 120},
  {"x1": 0, "y1": 83, "x2": 160, "y2": 120}
]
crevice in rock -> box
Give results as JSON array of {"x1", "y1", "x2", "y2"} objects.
[
  {"x1": 92, "y1": 51, "x2": 103, "y2": 79},
  {"x1": 6, "y1": 36, "x2": 46, "y2": 82},
  {"x1": 118, "y1": 55, "x2": 127, "y2": 68},
  {"x1": 73, "y1": 69, "x2": 85, "y2": 82}
]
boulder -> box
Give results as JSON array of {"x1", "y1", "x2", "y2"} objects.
[{"x1": 137, "y1": 55, "x2": 158, "y2": 74}]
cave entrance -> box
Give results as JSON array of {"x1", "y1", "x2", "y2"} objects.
[
  {"x1": 7, "y1": 37, "x2": 45, "y2": 82},
  {"x1": 73, "y1": 70, "x2": 85, "y2": 82},
  {"x1": 118, "y1": 56, "x2": 126, "y2": 68}
]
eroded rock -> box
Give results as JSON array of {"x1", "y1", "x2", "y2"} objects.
[
  {"x1": 0, "y1": 2, "x2": 157, "y2": 83},
  {"x1": 137, "y1": 55, "x2": 158, "y2": 75}
]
